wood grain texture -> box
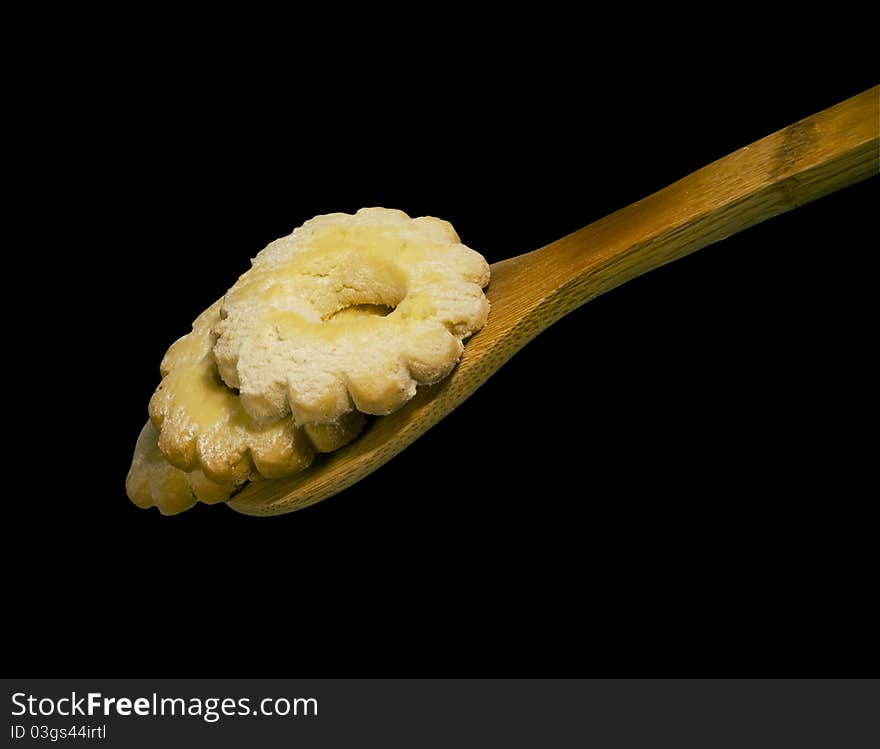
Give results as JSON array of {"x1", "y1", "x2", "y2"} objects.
[{"x1": 229, "y1": 86, "x2": 879, "y2": 516}]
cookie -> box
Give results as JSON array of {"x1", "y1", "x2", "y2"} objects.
[
  {"x1": 148, "y1": 300, "x2": 364, "y2": 484},
  {"x1": 128, "y1": 207, "x2": 490, "y2": 514},
  {"x1": 213, "y1": 208, "x2": 490, "y2": 425},
  {"x1": 126, "y1": 421, "x2": 237, "y2": 515}
]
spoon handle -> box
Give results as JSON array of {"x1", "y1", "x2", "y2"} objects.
[{"x1": 495, "y1": 86, "x2": 879, "y2": 330}]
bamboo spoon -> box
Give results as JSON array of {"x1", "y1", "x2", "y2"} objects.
[{"x1": 229, "y1": 86, "x2": 879, "y2": 516}]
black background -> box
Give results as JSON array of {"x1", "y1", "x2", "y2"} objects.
[{"x1": 8, "y1": 25, "x2": 877, "y2": 678}]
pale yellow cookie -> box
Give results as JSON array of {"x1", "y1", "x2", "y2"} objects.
[
  {"x1": 126, "y1": 421, "x2": 238, "y2": 515},
  {"x1": 148, "y1": 300, "x2": 365, "y2": 485},
  {"x1": 213, "y1": 207, "x2": 490, "y2": 425},
  {"x1": 129, "y1": 207, "x2": 489, "y2": 515}
]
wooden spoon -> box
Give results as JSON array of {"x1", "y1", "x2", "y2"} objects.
[{"x1": 229, "y1": 86, "x2": 879, "y2": 516}]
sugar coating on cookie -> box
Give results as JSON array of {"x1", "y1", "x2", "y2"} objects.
[
  {"x1": 148, "y1": 300, "x2": 365, "y2": 485},
  {"x1": 213, "y1": 208, "x2": 491, "y2": 425}
]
